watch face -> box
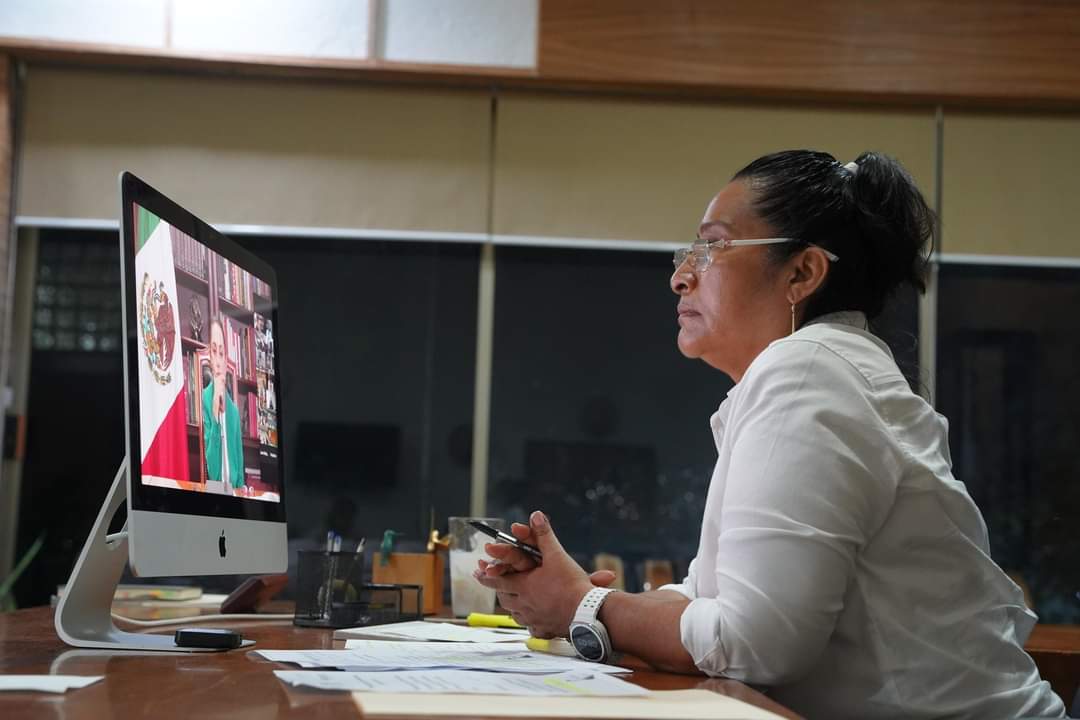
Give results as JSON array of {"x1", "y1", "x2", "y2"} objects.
[{"x1": 570, "y1": 625, "x2": 605, "y2": 662}]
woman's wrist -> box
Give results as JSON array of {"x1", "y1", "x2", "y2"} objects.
[{"x1": 561, "y1": 580, "x2": 596, "y2": 634}]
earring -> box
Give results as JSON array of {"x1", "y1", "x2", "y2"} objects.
[{"x1": 790, "y1": 302, "x2": 796, "y2": 335}]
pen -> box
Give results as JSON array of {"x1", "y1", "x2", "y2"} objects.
[
  {"x1": 468, "y1": 520, "x2": 543, "y2": 561},
  {"x1": 322, "y1": 530, "x2": 338, "y2": 621}
]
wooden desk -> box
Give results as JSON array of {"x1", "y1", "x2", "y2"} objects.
[
  {"x1": 1025, "y1": 624, "x2": 1080, "y2": 707},
  {"x1": 0, "y1": 606, "x2": 803, "y2": 719}
]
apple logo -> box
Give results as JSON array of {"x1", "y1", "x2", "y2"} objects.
[{"x1": 218, "y1": 530, "x2": 227, "y2": 558}]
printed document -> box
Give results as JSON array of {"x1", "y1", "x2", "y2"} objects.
[
  {"x1": 0, "y1": 675, "x2": 103, "y2": 693},
  {"x1": 257, "y1": 642, "x2": 627, "y2": 674},
  {"x1": 274, "y1": 669, "x2": 648, "y2": 696},
  {"x1": 351, "y1": 688, "x2": 790, "y2": 719},
  {"x1": 333, "y1": 620, "x2": 529, "y2": 643}
]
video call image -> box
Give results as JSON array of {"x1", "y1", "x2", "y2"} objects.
[{"x1": 133, "y1": 204, "x2": 280, "y2": 502}]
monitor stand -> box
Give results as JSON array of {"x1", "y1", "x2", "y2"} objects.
[{"x1": 54, "y1": 458, "x2": 250, "y2": 652}]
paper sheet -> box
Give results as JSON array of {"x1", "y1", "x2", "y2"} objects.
[
  {"x1": 343, "y1": 640, "x2": 627, "y2": 675},
  {"x1": 275, "y1": 669, "x2": 649, "y2": 696},
  {"x1": 0, "y1": 675, "x2": 104, "y2": 693},
  {"x1": 352, "y1": 688, "x2": 788, "y2": 719},
  {"x1": 333, "y1": 620, "x2": 529, "y2": 643},
  {"x1": 258, "y1": 642, "x2": 628, "y2": 675}
]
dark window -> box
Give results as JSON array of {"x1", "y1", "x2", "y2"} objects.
[
  {"x1": 32, "y1": 234, "x2": 121, "y2": 353},
  {"x1": 14, "y1": 231, "x2": 477, "y2": 607},
  {"x1": 237, "y1": 238, "x2": 479, "y2": 557},
  {"x1": 937, "y1": 263, "x2": 1080, "y2": 624},
  {"x1": 16, "y1": 230, "x2": 126, "y2": 608},
  {"x1": 487, "y1": 246, "x2": 733, "y2": 589}
]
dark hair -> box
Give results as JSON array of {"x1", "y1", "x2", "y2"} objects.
[{"x1": 732, "y1": 150, "x2": 935, "y2": 321}]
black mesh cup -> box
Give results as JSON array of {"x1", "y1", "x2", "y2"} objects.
[{"x1": 293, "y1": 550, "x2": 421, "y2": 628}]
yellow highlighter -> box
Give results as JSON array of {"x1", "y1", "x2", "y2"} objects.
[
  {"x1": 525, "y1": 636, "x2": 578, "y2": 657},
  {"x1": 466, "y1": 612, "x2": 524, "y2": 629}
]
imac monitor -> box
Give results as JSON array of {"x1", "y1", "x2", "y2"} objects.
[
  {"x1": 55, "y1": 173, "x2": 286, "y2": 651},
  {"x1": 120, "y1": 172, "x2": 287, "y2": 577}
]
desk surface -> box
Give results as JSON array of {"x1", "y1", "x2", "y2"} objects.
[{"x1": 0, "y1": 606, "x2": 803, "y2": 719}]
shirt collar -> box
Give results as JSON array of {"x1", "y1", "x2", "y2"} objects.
[
  {"x1": 805, "y1": 310, "x2": 869, "y2": 330},
  {"x1": 709, "y1": 310, "x2": 871, "y2": 441},
  {"x1": 709, "y1": 396, "x2": 734, "y2": 447}
]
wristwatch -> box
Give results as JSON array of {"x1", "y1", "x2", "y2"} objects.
[{"x1": 568, "y1": 587, "x2": 618, "y2": 662}]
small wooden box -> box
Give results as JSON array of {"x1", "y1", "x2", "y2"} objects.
[{"x1": 371, "y1": 552, "x2": 444, "y2": 615}]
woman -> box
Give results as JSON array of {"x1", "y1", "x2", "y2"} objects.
[
  {"x1": 203, "y1": 317, "x2": 245, "y2": 494},
  {"x1": 475, "y1": 151, "x2": 1066, "y2": 719}
]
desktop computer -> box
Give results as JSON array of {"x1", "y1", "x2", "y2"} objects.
[{"x1": 54, "y1": 173, "x2": 288, "y2": 651}]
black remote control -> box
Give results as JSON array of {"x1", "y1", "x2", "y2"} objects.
[{"x1": 174, "y1": 627, "x2": 243, "y2": 650}]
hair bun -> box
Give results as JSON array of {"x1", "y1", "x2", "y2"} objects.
[
  {"x1": 733, "y1": 149, "x2": 936, "y2": 320},
  {"x1": 846, "y1": 152, "x2": 934, "y2": 313}
]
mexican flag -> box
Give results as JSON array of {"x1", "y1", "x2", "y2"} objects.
[{"x1": 133, "y1": 205, "x2": 190, "y2": 484}]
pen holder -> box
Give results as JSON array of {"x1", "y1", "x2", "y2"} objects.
[
  {"x1": 294, "y1": 550, "x2": 424, "y2": 628},
  {"x1": 293, "y1": 550, "x2": 366, "y2": 627}
]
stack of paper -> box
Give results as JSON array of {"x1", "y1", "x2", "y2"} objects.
[
  {"x1": 275, "y1": 669, "x2": 648, "y2": 696},
  {"x1": 257, "y1": 642, "x2": 629, "y2": 675},
  {"x1": 261, "y1": 636, "x2": 789, "y2": 718},
  {"x1": 333, "y1": 620, "x2": 528, "y2": 643},
  {"x1": 0, "y1": 676, "x2": 103, "y2": 693},
  {"x1": 352, "y1": 689, "x2": 789, "y2": 719}
]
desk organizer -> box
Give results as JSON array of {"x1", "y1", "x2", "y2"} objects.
[{"x1": 294, "y1": 550, "x2": 422, "y2": 628}]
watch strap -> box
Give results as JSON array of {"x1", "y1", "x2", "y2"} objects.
[{"x1": 572, "y1": 587, "x2": 617, "y2": 625}]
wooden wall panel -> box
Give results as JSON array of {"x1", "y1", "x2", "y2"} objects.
[
  {"x1": 0, "y1": 55, "x2": 14, "y2": 581},
  {"x1": 17, "y1": 67, "x2": 492, "y2": 233},
  {"x1": 539, "y1": 0, "x2": 1080, "y2": 106},
  {"x1": 4, "y1": 0, "x2": 1080, "y2": 106},
  {"x1": 493, "y1": 94, "x2": 936, "y2": 244},
  {"x1": 0, "y1": 54, "x2": 13, "y2": 355},
  {"x1": 942, "y1": 113, "x2": 1080, "y2": 257}
]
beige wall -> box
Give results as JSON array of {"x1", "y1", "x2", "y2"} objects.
[
  {"x1": 493, "y1": 94, "x2": 937, "y2": 244},
  {"x1": 18, "y1": 68, "x2": 1080, "y2": 264},
  {"x1": 18, "y1": 67, "x2": 492, "y2": 233},
  {"x1": 942, "y1": 112, "x2": 1080, "y2": 258}
]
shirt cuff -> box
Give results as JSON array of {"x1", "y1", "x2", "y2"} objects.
[
  {"x1": 679, "y1": 596, "x2": 729, "y2": 676},
  {"x1": 657, "y1": 582, "x2": 694, "y2": 599}
]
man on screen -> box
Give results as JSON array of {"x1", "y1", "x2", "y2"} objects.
[{"x1": 203, "y1": 317, "x2": 244, "y2": 493}]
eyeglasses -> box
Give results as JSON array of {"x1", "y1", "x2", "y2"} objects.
[{"x1": 672, "y1": 237, "x2": 840, "y2": 273}]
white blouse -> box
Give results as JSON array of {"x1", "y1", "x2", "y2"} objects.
[{"x1": 662, "y1": 312, "x2": 1065, "y2": 719}]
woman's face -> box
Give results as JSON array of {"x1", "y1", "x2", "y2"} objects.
[
  {"x1": 209, "y1": 322, "x2": 227, "y2": 378},
  {"x1": 670, "y1": 180, "x2": 791, "y2": 381}
]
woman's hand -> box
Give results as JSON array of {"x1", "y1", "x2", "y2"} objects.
[
  {"x1": 472, "y1": 511, "x2": 603, "y2": 639},
  {"x1": 213, "y1": 373, "x2": 225, "y2": 417},
  {"x1": 477, "y1": 521, "x2": 538, "y2": 576},
  {"x1": 476, "y1": 521, "x2": 617, "y2": 587}
]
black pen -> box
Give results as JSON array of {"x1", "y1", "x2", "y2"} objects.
[{"x1": 468, "y1": 520, "x2": 543, "y2": 561}]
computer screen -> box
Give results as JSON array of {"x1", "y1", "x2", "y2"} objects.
[
  {"x1": 120, "y1": 173, "x2": 287, "y2": 577},
  {"x1": 131, "y1": 203, "x2": 281, "y2": 501}
]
